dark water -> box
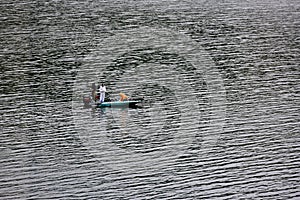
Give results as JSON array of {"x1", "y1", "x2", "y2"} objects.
[{"x1": 1, "y1": 1, "x2": 299, "y2": 199}]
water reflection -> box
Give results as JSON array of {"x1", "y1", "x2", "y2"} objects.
[{"x1": 1, "y1": 0, "x2": 299, "y2": 199}]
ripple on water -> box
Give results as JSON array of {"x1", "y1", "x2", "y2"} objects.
[{"x1": 0, "y1": 1, "x2": 299, "y2": 199}]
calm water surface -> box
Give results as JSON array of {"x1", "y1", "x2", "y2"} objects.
[{"x1": 1, "y1": 1, "x2": 299, "y2": 199}]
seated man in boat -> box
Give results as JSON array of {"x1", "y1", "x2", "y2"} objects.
[{"x1": 119, "y1": 93, "x2": 128, "y2": 101}]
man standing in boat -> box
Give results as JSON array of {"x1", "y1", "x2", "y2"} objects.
[
  {"x1": 91, "y1": 83, "x2": 97, "y2": 101},
  {"x1": 99, "y1": 83, "x2": 106, "y2": 103}
]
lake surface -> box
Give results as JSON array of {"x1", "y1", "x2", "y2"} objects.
[{"x1": 1, "y1": 0, "x2": 299, "y2": 199}]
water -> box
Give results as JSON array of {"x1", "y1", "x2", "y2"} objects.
[{"x1": 1, "y1": 1, "x2": 299, "y2": 199}]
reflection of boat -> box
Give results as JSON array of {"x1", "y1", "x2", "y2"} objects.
[{"x1": 96, "y1": 100, "x2": 141, "y2": 108}]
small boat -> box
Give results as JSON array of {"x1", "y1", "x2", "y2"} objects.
[
  {"x1": 96, "y1": 100, "x2": 141, "y2": 108},
  {"x1": 83, "y1": 95, "x2": 143, "y2": 109}
]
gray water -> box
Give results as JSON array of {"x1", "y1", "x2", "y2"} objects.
[{"x1": 1, "y1": 1, "x2": 299, "y2": 199}]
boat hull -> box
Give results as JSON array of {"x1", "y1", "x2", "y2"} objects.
[{"x1": 96, "y1": 100, "x2": 141, "y2": 108}]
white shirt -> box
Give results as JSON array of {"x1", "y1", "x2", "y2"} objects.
[{"x1": 99, "y1": 86, "x2": 106, "y2": 93}]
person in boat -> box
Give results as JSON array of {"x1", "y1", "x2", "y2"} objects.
[
  {"x1": 99, "y1": 83, "x2": 106, "y2": 103},
  {"x1": 119, "y1": 93, "x2": 128, "y2": 101},
  {"x1": 91, "y1": 83, "x2": 97, "y2": 101}
]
